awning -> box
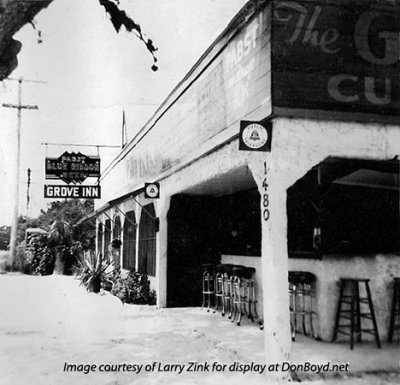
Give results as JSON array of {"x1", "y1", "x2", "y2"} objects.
[{"x1": 74, "y1": 187, "x2": 144, "y2": 226}]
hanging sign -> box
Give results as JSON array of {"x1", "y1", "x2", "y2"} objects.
[
  {"x1": 239, "y1": 120, "x2": 272, "y2": 152},
  {"x1": 144, "y1": 182, "x2": 160, "y2": 199},
  {"x1": 45, "y1": 151, "x2": 101, "y2": 184},
  {"x1": 44, "y1": 185, "x2": 101, "y2": 199}
]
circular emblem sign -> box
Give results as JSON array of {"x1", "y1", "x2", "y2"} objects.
[
  {"x1": 145, "y1": 183, "x2": 159, "y2": 199},
  {"x1": 241, "y1": 123, "x2": 269, "y2": 149}
]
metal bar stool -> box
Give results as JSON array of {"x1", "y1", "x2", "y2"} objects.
[
  {"x1": 333, "y1": 278, "x2": 380, "y2": 349},
  {"x1": 217, "y1": 264, "x2": 235, "y2": 317},
  {"x1": 388, "y1": 277, "x2": 400, "y2": 343},
  {"x1": 213, "y1": 264, "x2": 225, "y2": 314},
  {"x1": 289, "y1": 271, "x2": 317, "y2": 341},
  {"x1": 231, "y1": 266, "x2": 262, "y2": 328},
  {"x1": 201, "y1": 263, "x2": 215, "y2": 312}
]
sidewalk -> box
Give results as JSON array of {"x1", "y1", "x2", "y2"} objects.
[{"x1": 0, "y1": 274, "x2": 399, "y2": 385}]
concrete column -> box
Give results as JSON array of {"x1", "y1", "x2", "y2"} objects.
[
  {"x1": 249, "y1": 156, "x2": 291, "y2": 382},
  {"x1": 135, "y1": 203, "x2": 142, "y2": 272},
  {"x1": 156, "y1": 196, "x2": 171, "y2": 308}
]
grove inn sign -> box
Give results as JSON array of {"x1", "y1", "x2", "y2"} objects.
[{"x1": 272, "y1": 0, "x2": 400, "y2": 118}]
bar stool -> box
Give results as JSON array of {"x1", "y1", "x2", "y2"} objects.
[
  {"x1": 231, "y1": 266, "x2": 262, "y2": 328},
  {"x1": 289, "y1": 271, "x2": 317, "y2": 341},
  {"x1": 388, "y1": 277, "x2": 400, "y2": 343},
  {"x1": 333, "y1": 278, "x2": 380, "y2": 349},
  {"x1": 213, "y1": 264, "x2": 225, "y2": 314},
  {"x1": 215, "y1": 264, "x2": 235, "y2": 317},
  {"x1": 201, "y1": 264, "x2": 215, "y2": 312}
]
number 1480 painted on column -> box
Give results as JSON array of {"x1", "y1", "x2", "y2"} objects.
[{"x1": 263, "y1": 161, "x2": 270, "y2": 221}]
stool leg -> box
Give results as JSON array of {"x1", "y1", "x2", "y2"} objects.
[
  {"x1": 236, "y1": 279, "x2": 243, "y2": 326},
  {"x1": 308, "y1": 284, "x2": 317, "y2": 339},
  {"x1": 333, "y1": 280, "x2": 345, "y2": 342},
  {"x1": 301, "y1": 284, "x2": 308, "y2": 336},
  {"x1": 350, "y1": 282, "x2": 355, "y2": 350},
  {"x1": 213, "y1": 274, "x2": 221, "y2": 314},
  {"x1": 201, "y1": 272, "x2": 206, "y2": 310},
  {"x1": 227, "y1": 278, "x2": 234, "y2": 319},
  {"x1": 250, "y1": 282, "x2": 263, "y2": 329},
  {"x1": 355, "y1": 282, "x2": 361, "y2": 343},
  {"x1": 221, "y1": 276, "x2": 226, "y2": 317},
  {"x1": 388, "y1": 280, "x2": 399, "y2": 342},
  {"x1": 290, "y1": 284, "x2": 296, "y2": 341},
  {"x1": 365, "y1": 281, "x2": 381, "y2": 349},
  {"x1": 231, "y1": 278, "x2": 238, "y2": 323},
  {"x1": 207, "y1": 275, "x2": 213, "y2": 312}
]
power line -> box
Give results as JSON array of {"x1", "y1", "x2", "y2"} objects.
[{"x1": 41, "y1": 142, "x2": 121, "y2": 148}]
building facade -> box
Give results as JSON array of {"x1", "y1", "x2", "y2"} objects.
[{"x1": 94, "y1": 0, "x2": 400, "y2": 371}]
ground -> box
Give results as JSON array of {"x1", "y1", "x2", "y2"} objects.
[{"x1": 0, "y1": 270, "x2": 399, "y2": 385}]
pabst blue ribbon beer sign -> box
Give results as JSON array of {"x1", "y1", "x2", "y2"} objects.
[{"x1": 45, "y1": 152, "x2": 100, "y2": 184}]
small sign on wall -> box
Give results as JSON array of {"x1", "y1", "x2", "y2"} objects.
[
  {"x1": 239, "y1": 120, "x2": 272, "y2": 152},
  {"x1": 144, "y1": 182, "x2": 160, "y2": 199}
]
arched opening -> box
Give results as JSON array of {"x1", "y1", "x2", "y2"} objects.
[
  {"x1": 123, "y1": 211, "x2": 137, "y2": 270},
  {"x1": 113, "y1": 216, "x2": 122, "y2": 240},
  {"x1": 138, "y1": 204, "x2": 157, "y2": 276},
  {"x1": 167, "y1": 166, "x2": 261, "y2": 308}
]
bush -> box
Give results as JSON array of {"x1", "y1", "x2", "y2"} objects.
[
  {"x1": 111, "y1": 270, "x2": 156, "y2": 305},
  {"x1": 27, "y1": 234, "x2": 55, "y2": 275},
  {"x1": 61, "y1": 241, "x2": 83, "y2": 275}
]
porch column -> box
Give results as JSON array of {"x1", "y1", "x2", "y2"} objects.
[
  {"x1": 156, "y1": 195, "x2": 171, "y2": 308},
  {"x1": 250, "y1": 157, "x2": 291, "y2": 382}
]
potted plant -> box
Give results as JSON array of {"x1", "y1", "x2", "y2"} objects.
[{"x1": 78, "y1": 251, "x2": 114, "y2": 293}]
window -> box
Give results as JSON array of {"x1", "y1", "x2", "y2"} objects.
[
  {"x1": 123, "y1": 211, "x2": 136, "y2": 270},
  {"x1": 138, "y1": 204, "x2": 156, "y2": 276},
  {"x1": 97, "y1": 222, "x2": 103, "y2": 256}
]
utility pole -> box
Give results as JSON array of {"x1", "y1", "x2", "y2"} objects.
[
  {"x1": 26, "y1": 168, "x2": 31, "y2": 222},
  {"x1": 2, "y1": 77, "x2": 42, "y2": 266}
]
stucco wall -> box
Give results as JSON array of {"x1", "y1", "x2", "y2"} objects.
[{"x1": 289, "y1": 254, "x2": 400, "y2": 342}]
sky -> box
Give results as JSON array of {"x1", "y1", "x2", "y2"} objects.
[{"x1": 0, "y1": 0, "x2": 247, "y2": 225}]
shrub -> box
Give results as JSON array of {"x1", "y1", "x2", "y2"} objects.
[
  {"x1": 61, "y1": 241, "x2": 84, "y2": 275},
  {"x1": 27, "y1": 234, "x2": 55, "y2": 275},
  {"x1": 111, "y1": 270, "x2": 156, "y2": 305}
]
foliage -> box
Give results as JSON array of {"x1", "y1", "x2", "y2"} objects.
[
  {"x1": 111, "y1": 270, "x2": 156, "y2": 305},
  {"x1": 78, "y1": 251, "x2": 114, "y2": 293},
  {"x1": 98, "y1": 0, "x2": 158, "y2": 71},
  {"x1": 34, "y1": 199, "x2": 95, "y2": 251},
  {"x1": 24, "y1": 233, "x2": 82, "y2": 276},
  {"x1": 58, "y1": 241, "x2": 84, "y2": 275},
  {"x1": 48, "y1": 220, "x2": 72, "y2": 248},
  {"x1": 0, "y1": 226, "x2": 10, "y2": 250},
  {"x1": 26, "y1": 234, "x2": 55, "y2": 275}
]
